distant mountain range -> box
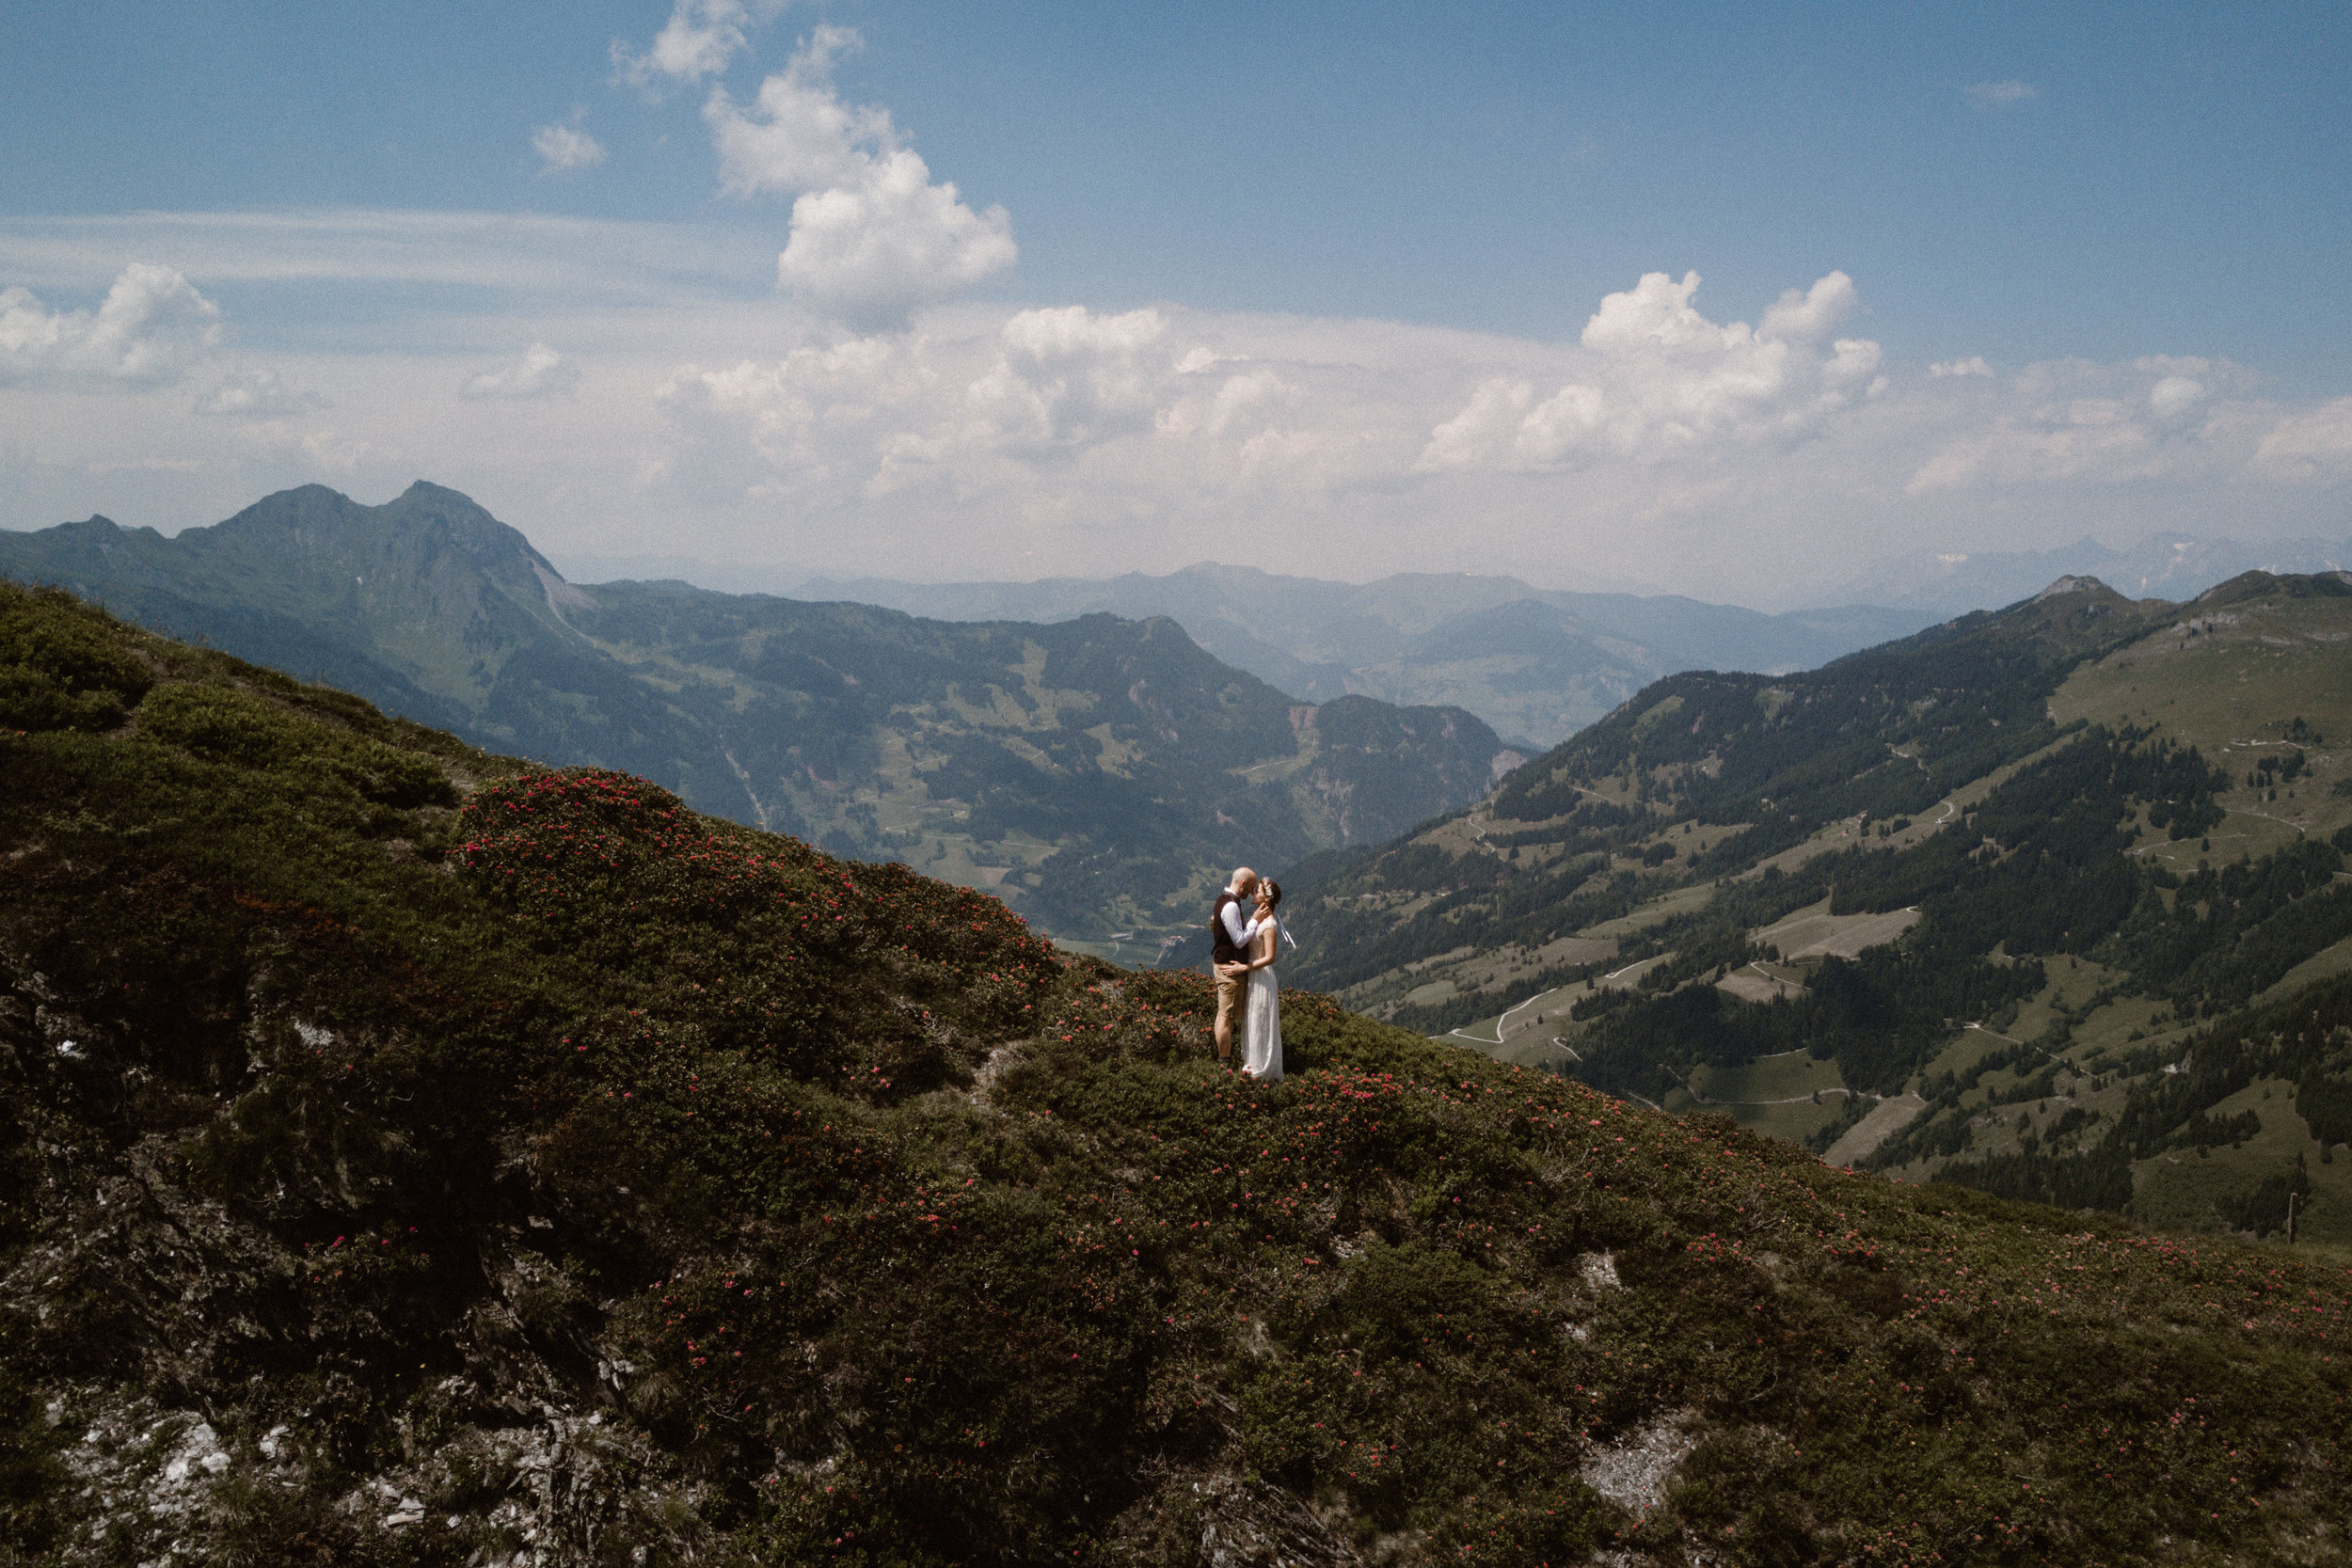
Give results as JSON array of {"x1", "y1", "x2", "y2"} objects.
[
  {"x1": 0, "y1": 483, "x2": 1507, "y2": 946},
  {"x1": 1822, "y1": 531, "x2": 2352, "y2": 622},
  {"x1": 783, "y1": 565, "x2": 1925, "y2": 751},
  {"x1": 556, "y1": 530, "x2": 2350, "y2": 752}
]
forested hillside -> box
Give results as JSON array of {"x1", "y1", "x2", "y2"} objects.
[
  {"x1": 0, "y1": 483, "x2": 1506, "y2": 948},
  {"x1": 6, "y1": 579, "x2": 2352, "y2": 1565},
  {"x1": 1276, "y1": 571, "x2": 2352, "y2": 1243}
]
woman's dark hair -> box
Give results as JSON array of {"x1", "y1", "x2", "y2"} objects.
[{"x1": 1258, "y1": 879, "x2": 1281, "y2": 911}]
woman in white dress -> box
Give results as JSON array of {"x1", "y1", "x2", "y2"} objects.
[{"x1": 1234, "y1": 879, "x2": 1286, "y2": 1084}]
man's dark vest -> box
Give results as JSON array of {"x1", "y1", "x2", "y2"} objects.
[{"x1": 1211, "y1": 890, "x2": 1248, "y2": 965}]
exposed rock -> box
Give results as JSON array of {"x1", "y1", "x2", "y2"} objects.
[{"x1": 1579, "y1": 1414, "x2": 1696, "y2": 1516}]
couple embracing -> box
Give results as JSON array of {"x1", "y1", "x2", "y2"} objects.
[{"x1": 1210, "y1": 865, "x2": 1289, "y2": 1083}]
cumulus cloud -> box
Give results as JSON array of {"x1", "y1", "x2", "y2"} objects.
[
  {"x1": 653, "y1": 275, "x2": 1906, "y2": 535},
  {"x1": 193, "y1": 367, "x2": 324, "y2": 418},
  {"x1": 652, "y1": 332, "x2": 932, "y2": 496},
  {"x1": 1906, "y1": 356, "x2": 2258, "y2": 493},
  {"x1": 614, "y1": 0, "x2": 787, "y2": 87},
  {"x1": 1966, "y1": 80, "x2": 2040, "y2": 106},
  {"x1": 652, "y1": 302, "x2": 1375, "y2": 521},
  {"x1": 706, "y1": 25, "x2": 880, "y2": 194},
  {"x1": 774, "y1": 159, "x2": 1018, "y2": 326},
  {"x1": 460, "y1": 342, "x2": 579, "y2": 401},
  {"x1": 1157, "y1": 362, "x2": 1286, "y2": 440},
  {"x1": 705, "y1": 27, "x2": 1015, "y2": 326},
  {"x1": 1417, "y1": 269, "x2": 1883, "y2": 471},
  {"x1": 532, "y1": 115, "x2": 606, "y2": 173},
  {"x1": 1417, "y1": 377, "x2": 1535, "y2": 472},
  {"x1": 1930, "y1": 356, "x2": 1994, "y2": 377},
  {"x1": 0, "y1": 263, "x2": 221, "y2": 385},
  {"x1": 960, "y1": 307, "x2": 1169, "y2": 452},
  {"x1": 653, "y1": 307, "x2": 1187, "y2": 510}
]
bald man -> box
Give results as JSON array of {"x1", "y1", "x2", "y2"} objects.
[{"x1": 1210, "y1": 865, "x2": 1259, "y2": 1064}]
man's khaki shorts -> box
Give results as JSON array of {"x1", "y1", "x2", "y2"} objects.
[{"x1": 1213, "y1": 966, "x2": 1244, "y2": 1046}]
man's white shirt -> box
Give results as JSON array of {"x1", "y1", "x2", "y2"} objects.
[{"x1": 1219, "y1": 892, "x2": 1254, "y2": 953}]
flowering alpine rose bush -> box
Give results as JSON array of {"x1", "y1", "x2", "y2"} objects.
[{"x1": 6, "y1": 591, "x2": 2352, "y2": 1567}]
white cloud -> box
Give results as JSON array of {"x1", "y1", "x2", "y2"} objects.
[
  {"x1": 959, "y1": 306, "x2": 1168, "y2": 451},
  {"x1": 614, "y1": 0, "x2": 787, "y2": 87},
  {"x1": 1905, "y1": 356, "x2": 2258, "y2": 493},
  {"x1": 2253, "y1": 398, "x2": 2352, "y2": 482},
  {"x1": 0, "y1": 263, "x2": 221, "y2": 385},
  {"x1": 1908, "y1": 404, "x2": 2161, "y2": 493},
  {"x1": 1930, "y1": 356, "x2": 1993, "y2": 377},
  {"x1": 775, "y1": 154, "x2": 1018, "y2": 326},
  {"x1": 460, "y1": 342, "x2": 579, "y2": 401},
  {"x1": 1417, "y1": 269, "x2": 1882, "y2": 471},
  {"x1": 652, "y1": 332, "x2": 933, "y2": 496},
  {"x1": 705, "y1": 27, "x2": 1015, "y2": 326},
  {"x1": 8, "y1": 211, "x2": 2351, "y2": 609},
  {"x1": 0, "y1": 212, "x2": 766, "y2": 313},
  {"x1": 653, "y1": 303, "x2": 1377, "y2": 517},
  {"x1": 1755, "y1": 271, "x2": 1864, "y2": 344},
  {"x1": 194, "y1": 367, "x2": 324, "y2": 418},
  {"x1": 2147, "y1": 372, "x2": 2207, "y2": 423},
  {"x1": 653, "y1": 307, "x2": 1182, "y2": 505},
  {"x1": 706, "y1": 25, "x2": 881, "y2": 194},
  {"x1": 532, "y1": 117, "x2": 607, "y2": 173},
  {"x1": 1157, "y1": 364, "x2": 1286, "y2": 440},
  {"x1": 1416, "y1": 377, "x2": 1533, "y2": 472},
  {"x1": 297, "y1": 428, "x2": 373, "y2": 473},
  {"x1": 1966, "y1": 80, "x2": 2040, "y2": 106}
]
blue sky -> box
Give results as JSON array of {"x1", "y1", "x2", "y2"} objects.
[{"x1": 2, "y1": 1, "x2": 2348, "y2": 602}]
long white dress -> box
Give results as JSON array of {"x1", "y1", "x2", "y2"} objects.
[{"x1": 1240, "y1": 915, "x2": 1283, "y2": 1084}]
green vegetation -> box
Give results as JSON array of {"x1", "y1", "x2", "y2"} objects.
[
  {"x1": 9, "y1": 580, "x2": 2352, "y2": 1563},
  {"x1": 0, "y1": 483, "x2": 1503, "y2": 949},
  {"x1": 0, "y1": 582, "x2": 152, "y2": 730},
  {"x1": 1282, "y1": 579, "x2": 2160, "y2": 1023},
  {"x1": 1279, "y1": 572, "x2": 2352, "y2": 1254}
]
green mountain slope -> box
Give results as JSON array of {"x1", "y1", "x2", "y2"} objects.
[
  {"x1": 1278, "y1": 576, "x2": 2160, "y2": 1007},
  {"x1": 0, "y1": 483, "x2": 1505, "y2": 947},
  {"x1": 1278, "y1": 571, "x2": 2352, "y2": 1243},
  {"x1": 5, "y1": 580, "x2": 2352, "y2": 1565}
]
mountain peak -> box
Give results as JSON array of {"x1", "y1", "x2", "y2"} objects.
[
  {"x1": 48, "y1": 515, "x2": 156, "y2": 543},
  {"x1": 195, "y1": 482, "x2": 557, "y2": 581},
  {"x1": 2033, "y1": 573, "x2": 2109, "y2": 600},
  {"x1": 2199, "y1": 569, "x2": 2283, "y2": 605}
]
